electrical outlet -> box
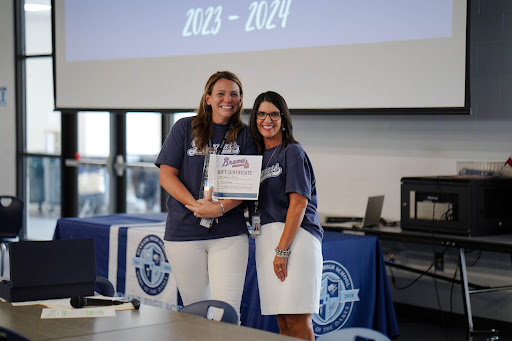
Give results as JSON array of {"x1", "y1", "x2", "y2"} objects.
[{"x1": 434, "y1": 252, "x2": 444, "y2": 271}]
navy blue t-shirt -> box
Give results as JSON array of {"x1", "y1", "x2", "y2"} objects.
[
  {"x1": 258, "y1": 143, "x2": 323, "y2": 241},
  {"x1": 155, "y1": 116, "x2": 257, "y2": 241}
]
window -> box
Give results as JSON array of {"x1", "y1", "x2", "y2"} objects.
[
  {"x1": 76, "y1": 112, "x2": 110, "y2": 217},
  {"x1": 22, "y1": 0, "x2": 59, "y2": 240},
  {"x1": 126, "y1": 112, "x2": 161, "y2": 213}
]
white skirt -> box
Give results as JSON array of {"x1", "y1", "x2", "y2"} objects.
[{"x1": 255, "y1": 222, "x2": 322, "y2": 315}]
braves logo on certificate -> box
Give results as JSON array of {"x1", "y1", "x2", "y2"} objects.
[{"x1": 213, "y1": 155, "x2": 263, "y2": 200}]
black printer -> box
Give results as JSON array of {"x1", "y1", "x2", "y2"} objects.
[{"x1": 400, "y1": 176, "x2": 512, "y2": 236}]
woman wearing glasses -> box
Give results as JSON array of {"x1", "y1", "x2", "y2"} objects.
[
  {"x1": 156, "y1": 71, "x2": 256, "y2": 322},
  {"x1": 249, "y1": 91, "x2": 323, "y2": 341}
]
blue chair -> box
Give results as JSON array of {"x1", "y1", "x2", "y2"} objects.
[
  {"x1": 316, "y1": 327, "x2": 391, "y2": 341},
  {"x1": 179, "y1": 300, "x2": 238, "y2": 325},
  {"x1": 0, "y1": 326, "x2": 31, "y2": 341},
  {"x1": 95, "y1": 276, "x2": 115, "y2": 297},
  {"x1": 0, "y1": 196, "x2": 24, "y2": 277}
]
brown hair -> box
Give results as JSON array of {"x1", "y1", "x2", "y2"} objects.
[{"x1": 191, "y1": 71, "x2": 244, "y2": 152}]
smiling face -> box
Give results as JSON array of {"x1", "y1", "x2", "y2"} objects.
[
  {"x1": 205, "y1": 78, "x2": 242, "y2": 124},
  {"x1": 256, "y1": 101, "x2": 283, "y2": 149}
]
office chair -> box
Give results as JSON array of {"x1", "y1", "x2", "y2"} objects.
[
  {"x1": 95, "y1": 276, "x2": 115, "y2": 297},
  {"x1": 0, "y1": 326, "x2": 31, "y2": 341},
  {"x1": 0, "y1": 196, "x2": 24, "y2": 277},
  {"x1": 316, "y1": 327, "x2": 391, "y2": 341},
  {"x1": 179, "y1": 300, "x2": 238, "y2": 325}
]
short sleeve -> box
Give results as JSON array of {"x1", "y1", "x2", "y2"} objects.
[
  {"x1": 154, "y1": 117, "x2": 188, "y2": 170},
  {"x1": 284, "y1": 144, "x2": 313, "y2": 201}
]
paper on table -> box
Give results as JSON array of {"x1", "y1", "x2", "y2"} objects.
[
  {"x1": 12, "y1": 297, "x2": 136, "y2": 311},
  {"x1": 41, "y1": 306, "x2": 116, "y2": 319},
  {"x1": 12, "y1": 298, "x2": 71, "y2": 307}
]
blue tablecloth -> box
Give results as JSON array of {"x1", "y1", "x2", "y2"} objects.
[
  {"x1": 241, "y1": 231, "x2": 399, "y2": 338},
  {"x1": 54, "y1": 215, "x2": 399, "y2": 338},
  {"x1": 54, "y1": 213, "x2": 167, "y2": 279}
]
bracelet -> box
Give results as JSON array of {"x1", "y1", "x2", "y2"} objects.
[
  {"x1": 218, "y1": 202, "x2": 225, "y2": 216},
  {"x1": 275, "y1": 246, "x2": 291, "y2": 258}
]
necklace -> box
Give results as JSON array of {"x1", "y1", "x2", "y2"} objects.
[
  {"x1": 265, "y1": 145, "x2": 280, "y2": 168},
  {"x1": 255, "y1": 144, "x2": 280, "y2": 216}
]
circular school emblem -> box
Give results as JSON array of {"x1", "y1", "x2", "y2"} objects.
[
  {"x1": 312, "y1": 260, "x2": 360, "y2": 336},
  {"x1": 132, "y1": 234, "x2": 172, "y2": 296}
]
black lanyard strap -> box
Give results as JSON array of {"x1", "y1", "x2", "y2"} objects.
[{"x1": 208, "y1": 125, "x2": 232, "y2": 155}]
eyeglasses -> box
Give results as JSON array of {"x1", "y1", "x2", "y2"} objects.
[{"x1": 256, "y1": 111, "x2": 281, "y2": 121}]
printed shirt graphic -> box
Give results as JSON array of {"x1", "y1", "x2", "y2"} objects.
[
  {"x1": 258, "y1": 143, "x2": 323, "y2": 241},
  {"x1": 155, "y1": 116, "x2": 257, "y2": 241}
]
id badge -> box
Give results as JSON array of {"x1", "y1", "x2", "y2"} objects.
[
  {"x1": 200, "y1": 217, "x2": 213, "y2": 228},
  {"x1": 250, "y1": 215, "x2": 261, "y2": 237}
]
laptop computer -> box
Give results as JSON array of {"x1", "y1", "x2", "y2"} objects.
[
  {"x1": 352, "y1": 195, "x2": 385, "y2": 228},
  {"x1": 325, "y1": 195, "x2": 385, "y2": 229}
]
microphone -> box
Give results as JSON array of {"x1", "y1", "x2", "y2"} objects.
[{"x1": 70, "y1": 296, "x2": 140, "y2": 310}]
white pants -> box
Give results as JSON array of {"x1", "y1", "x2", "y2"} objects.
[{"x1": 164, "y1": 234, "x2": 248, "y2": 322}]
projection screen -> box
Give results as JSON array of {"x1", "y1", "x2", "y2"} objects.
[{"x1": 53, "y1": 0, "x2": 470, "y2": 114}]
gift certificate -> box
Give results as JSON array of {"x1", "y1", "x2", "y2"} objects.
[{"x1": 211, "y1": 155, "x2": 262, "y2": 200}]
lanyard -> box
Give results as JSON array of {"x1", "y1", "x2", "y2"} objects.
[
  {"x1": 204, "y1": 125, "x2": 231, "y2": 230},
  {"x1": 254, "y1": 145, "x2": 280, "y2": 214},
  {"x1": 208, "y1": 125, "x2": 232, "y2": 155}
]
